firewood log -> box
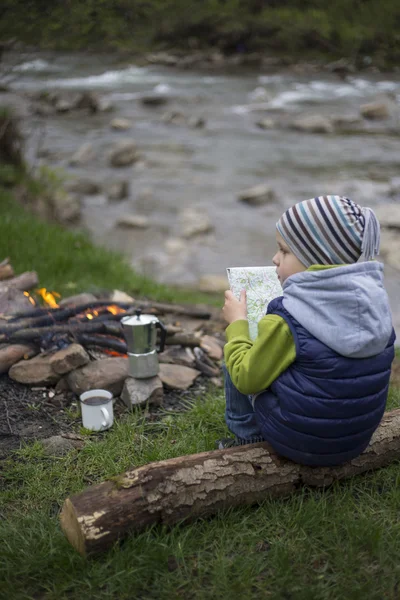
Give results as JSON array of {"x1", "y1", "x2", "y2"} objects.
[
  {"x1": 0, "y1": 258, "x2": 14, "y2": 281},
  {"x1": 0, "y1": 271, "x2": 38, "y2": 291},
  {"x1": 60, "y1": 408, "x2": 400, "y2": 556}
]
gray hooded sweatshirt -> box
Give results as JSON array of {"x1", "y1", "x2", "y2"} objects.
[{"x1": 282, "y1": 262, "x2": 394, "y2": 359}]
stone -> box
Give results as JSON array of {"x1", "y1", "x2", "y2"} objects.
[
  {"x1": 107, "y1": 181, "x2": 129, "y2": 201},
  {"x1": 66, "y1": 357, "x2": 129, "y2": 396},
  {"x1": 9, "y1": 353, "x2": 61, "y2": 386},
  {"x1": 76, "y1": 91, "x2": 113, "y2": 113},
  {"x1": 109, "y1": 289, "x2": 134, "y2": 303},
  {"x1": 179, "y1": 207, "x2": 214, "y2": 238},
  {"x1": 116, "y1": 214, "x2": 150, "y2": 228},
  {"x1": 187, "y1": 116, "x2": 206, "y2": 128},
  {"x1": 52, "y1": 190, "x2": 81, "y2": 223},
  {"x1": 374, "y1": 204, "x2": 400, "y2": 229},
  {"x1": 210, "y1": 376, "x2": 223, "y2": 388},
  {"x1": 121, "y1": 376, "x2": 163, "y2": 408},
  {"x1": 109, "y1": 140, "x2": 139, "y2": 167},
  {"x1": 289, "y1": 115, "x2": 334, "y2": 134},
  {"x1": 159, "y1": 363, "x2": 201, "y2": 390},
  {"x1": 141, "y1": 95, "x2": 169, "y2": 107},
  {"x1": 198, "y1": 274, "x2": 228, "y2": 293},
  {"x1": 360, "y1": 102, "x2": 390, "y2": 120},
  {"x1": 159, "y1": 346, "x2": 196, "y2": 368},
  {"x1": 49, "y1": 343, "x2": 90, "y2": 375},
  {"x1": 59, "y1": 292, "x2": 98, "y2": 307},
  {"x1": 110, "y1": 118, "x2": 132, "y2": 130},
  {"x1": 256, "y1": 118, "x2": 275, "y2": 130},
  {"x1": 162, "y1": 111, "x2": 186, "y2": 125},
  {"x1": 331, "y1": 115, "x2": 363, "y2": 128},
  {"x1": 238, "y1": 184, "x2": 277, "y2": 206},
  {"x1": 200, "y1": 335, "x2": 223, "y2": 361},
  {"x1": 41, "y1": 435, "x2": 84, "y2": 457},
  {"x1": 65, "y1": 178, "x2": 101, "y2": 195},
  {"x1": 69, "y1": 142, "x2": 94, "y2": 166}
]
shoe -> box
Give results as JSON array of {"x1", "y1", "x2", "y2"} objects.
[{"x1": 215, "y1": 436, "x2": 265, "y2": 450}]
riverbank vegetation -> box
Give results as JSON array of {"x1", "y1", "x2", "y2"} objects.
[{"x1": 1, "y1": 0, "x2": 400, "y2": 68}]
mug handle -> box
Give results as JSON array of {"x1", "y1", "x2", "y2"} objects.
[
  {"x1": 100, "y1": 407, "x2": 112, "y2": 428},
  {"x1": 156, "y1": 320, "x2": 167, "y2": 353}
]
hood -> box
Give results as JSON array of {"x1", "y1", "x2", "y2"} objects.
[{"x1": 282, "y1": 262, "x2": 393, "y2": 358}]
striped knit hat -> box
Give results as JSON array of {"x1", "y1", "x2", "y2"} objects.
[{"x1": 276, "y1": 195, "x2": 380, "y2": 267}]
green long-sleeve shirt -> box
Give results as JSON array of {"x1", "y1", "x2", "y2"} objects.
[{"x1": 224, "y1": 265, "x2": 341, "y2": 395}]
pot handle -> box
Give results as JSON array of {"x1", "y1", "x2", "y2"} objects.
[{"x1": 156, "y1": 320, "x2": 167, "y2": 353}]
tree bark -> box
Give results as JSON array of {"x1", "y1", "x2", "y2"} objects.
[{"x1": 60, "y1": 408, "x2": 400, "y2": 556}]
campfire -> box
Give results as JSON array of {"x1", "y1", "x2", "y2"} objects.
[{"x1": 0, "y1": 258, "x2": 225, "y2": 409}]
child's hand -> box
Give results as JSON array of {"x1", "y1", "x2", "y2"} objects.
[{"x1": 223, "y1": 289, "x2": 247, "y2": 324}]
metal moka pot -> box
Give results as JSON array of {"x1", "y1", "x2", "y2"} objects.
[{"x1": 121, "y1": 309, "x2": 167, "y2": 379}]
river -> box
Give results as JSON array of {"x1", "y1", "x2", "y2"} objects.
[{"x1": 4, "y1": 51, "x2": 400, "y2": 338}]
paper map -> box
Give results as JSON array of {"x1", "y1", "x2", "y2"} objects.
[{"x1": 226, "y1": 266, "x2": 283, "y2": 340}]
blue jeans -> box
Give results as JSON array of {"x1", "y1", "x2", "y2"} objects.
[{"x1": 223, "y1": 365, "x2": 264, "y2": 442}]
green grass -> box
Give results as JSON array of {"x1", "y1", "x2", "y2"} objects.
[
  {"x1": 0, "y1": 187, "x2": 219, "y2": 306},
  {"x1": 1, "y1": 186, "x2": 400, "y2": 599}
]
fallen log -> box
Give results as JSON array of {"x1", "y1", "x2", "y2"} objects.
[{"x1": 60, "y1": 408, "x2": 400, "y2": 556}]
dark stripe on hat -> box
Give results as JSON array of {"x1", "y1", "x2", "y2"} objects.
[
  {"x1": 322, "y1": 196, "x2": 361, "y2": 258},
  {"x1": 292, "y1": 204, "x2": 334, "y2": 264},
  {"x1": 279, "y1": 215, "x2": 315, "y2": 265},
  {"x1": 308, "y1": 200, "x2": 348, "y2": 263},
  {"x1": 286, "y1": 208, "x2": 324, "y2": 264},
  {"x1": 314, "y1": 197, "x2": 359, "y2": 262}
]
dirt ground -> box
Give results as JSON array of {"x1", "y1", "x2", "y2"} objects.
[{"x1": 0, "y1": 374, "x2": 213, "y2": 459}]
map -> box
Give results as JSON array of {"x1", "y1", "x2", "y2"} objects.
[{"x1": 226, "y1": 266, "x2": 283, "y2": 340}]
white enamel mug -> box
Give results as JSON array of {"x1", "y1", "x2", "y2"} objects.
[{"x1": 79, "y1": 389, "x2": 114, "y2": 432}]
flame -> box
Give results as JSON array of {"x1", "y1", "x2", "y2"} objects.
[
  {"x1": 80, "y1": 304, "x2": 126, "y2": 320},
  {"x1": 36, "y1": 288, "x2": 61, "y2": 308},
  {"x1": 23, "y1": 291, "x2": 36, "y2": 306}
]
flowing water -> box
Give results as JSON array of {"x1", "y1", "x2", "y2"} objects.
[{"x1": 5, "y1": 52, "x2": 400, "y2": 337}]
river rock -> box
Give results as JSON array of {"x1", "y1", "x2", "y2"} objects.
[
  {"x1": 69, "y1": 142, "x2": 94, "y2": 166},
  {"x1": 146, "y1": 52, "x2": 180, "y2": 67},
  {"x1": 289, "y1": 115, "x2": 334, "y2": 134},
  {"x1": 52, "y1": 190, "x2": 81, "y2": 223},
  {"x1": 65, "y1": 178, "x2": 101, "y2": 195},
  {"x1": 67, "y1": 357, "x2": 129, "y2": 395},
  {"x1": 9, "y1": 354, "x2": 60, "y2": 386},
  {"x1": 360, "y1": 101, "x2": 390, "y2": 120},
  {"x1": 179, "y1": 207, "x2": 214, "y2": 238},
  {"x1": 110, "y1": 118, "x2": 132, "y2": 130},
  {"x1": 107, "y1": 180, "x2": 129, "y2": 201},
  {"x1": 109, "y1": 140, "x2": 139, "y2": 167},
  {"x1": 121, "y1": 376, "x2": 163, "y2": 408},
  {"x1": 76, "y1": 91, "x2": 113, "y2": 113},
  {"x1": 256, "y1": 118, "x2": 275, "y2": 130},
  {"x1": 49, "y1": 344, "x2": 90, "y2": 375},
  {"x1": 159, "y1": 363, "x2": 201, "y2": 390},
  {"x1": 374, "y1": 204, "x2": 400, "y2": 229},
  {"x1": 141, "y1": 95, "x2": 169, "y2": 107},
  {"x1": 116, "y1": 214, "x2": 150, "y2": 228},
  {"x1": 162, "y1": 111, "x2": 186, "y2": 125},
  {"x1": 238, "y1": 184, "x2": 277, "y2": 206},
  {"x1": 331, "y1": 115, "x2": 363, "y2": 128},
  {"x1": 187, "y1": 116, "x2": 206, "y2": 129},
  {"x1": 198, "y1": 274, "x2": 228, "y2": 293}
]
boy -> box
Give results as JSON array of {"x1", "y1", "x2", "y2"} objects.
[{"x1": 220, "y1": 195, "x2": 395, "y2": 466}]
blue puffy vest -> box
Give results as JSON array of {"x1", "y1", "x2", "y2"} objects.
[{"x1": 254, "y1": 297, "x2": 396, "y2": 467}]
